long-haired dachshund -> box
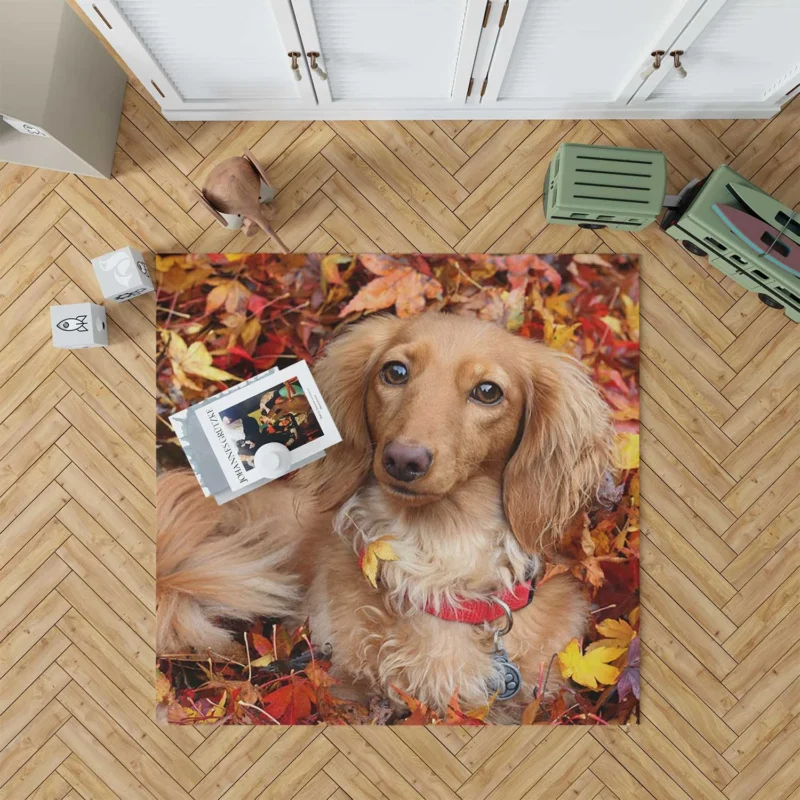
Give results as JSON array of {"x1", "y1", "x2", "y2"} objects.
[{"x1": 157, "y1": 312, "x2": 612, "y2": 718}]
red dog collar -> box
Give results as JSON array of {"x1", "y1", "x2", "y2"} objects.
[
  {"x1": 424, "y1": 579, "x2": 536, "y2": 624},
  {"x1": 358, "y1": 544, "x2": 536, "y2": 624}
]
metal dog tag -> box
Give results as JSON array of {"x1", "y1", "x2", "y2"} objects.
[
  {"x1": 491, "y1": 646, "x2": 522, "y2": 700},
  {"x1": 487, "y1": 597, "x2": 523, "y2": 700}
]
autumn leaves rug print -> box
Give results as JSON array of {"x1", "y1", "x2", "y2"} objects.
[{"x1": 156, "y1": 253, "x2": 640, "y2": 726}]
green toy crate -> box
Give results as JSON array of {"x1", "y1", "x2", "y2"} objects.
[
  {"x1": 660, "y1": 164, "x2": 800, "y2": 323},
  {"x1": 544, "y1": 143, "x2": 667, "y2": 231}
]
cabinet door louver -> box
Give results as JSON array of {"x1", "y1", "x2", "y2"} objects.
[
  {"x1": 113, "y1": 0, "x2": 301, "y2": 101},
  {"x1": 306, "y1": 0, "x2": 470, "y2": 101},
  {"x1": 650, "y1": 0, "x2": 800, "y2": 102},
  {"x1": 496, "y1": 0, "x2": 688, "y2": 102}
]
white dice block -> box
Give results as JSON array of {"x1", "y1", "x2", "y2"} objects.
[
  {"x1": 92, "y1": 246, "x2": 154, "y2": 302},
  {"x1": 50, "y1": 303, "x2": 108, "y2": 349}
]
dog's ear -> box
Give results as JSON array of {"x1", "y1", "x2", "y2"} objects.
[
  {"x1": 304, "y1": 314, "x2": 401, "y2": 510},
  {"x1": 503, "y1": 344, "x2": 612, "y2": 554}
]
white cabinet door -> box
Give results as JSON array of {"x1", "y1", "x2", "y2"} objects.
[
  {"x1": 76, "y1": 0, "x2": 316, "y2": 112},
  {"x1": 633, "y1": 0, "x2": 800, "y2": 109},
  {"x1": 289, "y1": 0, "x2": 487, "y2": 108},
  {"x1": 479, "y1": 0, "x2": 704, "y2": 111}
]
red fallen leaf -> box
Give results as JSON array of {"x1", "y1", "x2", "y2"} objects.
[
  {"x1": 247, "y1": 294, "x2": 269, "y2": 316},
  {"x1": 261, "y1": 677, "x2": 317, "y2": 724},
  {"x1": 602, "y1": 554, "x2": 640, "y2": 592},
  {"x1": 603, "y1": 387, "x2": 639, "y2": 420},
  {"x1": 614, "y1": 419, "x2": 641, "y2": 434},
  {"x1": 223, "y1": 345, "x2": 256, "y2": 363},
  {"x1": 547, "y1": 690, "x2": 570, "y2": 723},
  {"x1": 250, "y1": 632, "x2": 273, "y2": 658},
  {"x1": 529, "y1": 256, "x2": 563, "y2": 292},
  {"x1": 225, "y1": 334, "x2": 290, "y2": 371},
  {"x1": 409, "y1": 255, "x2": 433, "y2": 277},
  {"x1": 595, "y1": 364, "x2": 629, "y2": 394},
  {"x1": 211, "y1": 352, "x2": 246, "y2": 371}
]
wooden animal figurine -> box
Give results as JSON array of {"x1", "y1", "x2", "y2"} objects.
[{"x1": 197, "y1": 149, "x2": 288, "y2": 253}]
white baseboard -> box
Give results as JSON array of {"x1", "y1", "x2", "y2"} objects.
[{"x1": 162, "y1": 103, "x2": 780, "y2": 122}]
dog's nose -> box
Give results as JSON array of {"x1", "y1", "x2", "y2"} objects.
[{"x1": 383, "y1": 442, "x2": 432, "y2": 483}]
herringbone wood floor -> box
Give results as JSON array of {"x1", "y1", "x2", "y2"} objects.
[{"x1": 2, "y1": 69, "x2": 800, "y2": 799}]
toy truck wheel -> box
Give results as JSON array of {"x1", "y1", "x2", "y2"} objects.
[
  {"x1": 682, "y1": 240, "x2": 707, "y2": 257},
  {"x1": 578, "y1": 223, "x2": 607, "y2": 230},
  {"x1": 758, "y1": 293, "x2": 784, "y2": 310}
]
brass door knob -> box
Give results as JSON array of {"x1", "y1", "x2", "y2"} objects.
[
  {"x1": 288, "y1": 51, "x2": 302, "y2": 81},
  {"x1": 307, "y1": 52, "x2": 328, "y2": 81},
  {"x1": 670, "y1": 50, "x2": 687, "y2": 79},
  {"x1": 641, "y1": 50, "x2": 665, "y2": 81}
]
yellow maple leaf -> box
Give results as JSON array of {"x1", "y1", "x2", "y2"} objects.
[
  {"x1": 168, "y1": 333, "x2": 239, "y2": 390},
  {"x1": 601, "y1": 315, "x2": 623, "y2": 335},
  {"x1": 613, "y1": 432, "x2": 639, "y2": 470},
  {"x1": 629, "y1": 472, "x2": 640, "y2": 506},
  {"x1": 545, "y1": 290, "x2": 578, "y2": 319},
  {"x1": 158, "y1": 266, "x2": 213, "y2": 294},
  {"x1": 621, "y1": 294, "x2": 639, "y2": 339},
  {"x1": 558, "y1": 638, "x2": 625, "y2": 689},
  {"x1": 206, "y1": 691, "x2": 228, "y2": 722},
  {"x1": 155, "y1": 670, "x2": 173, "y2": 704},
  {"x1": 360, "y1": 536, "x2": 398, "y2": 588},
  {"x1": 320, "y1": 254, "x2": 354, "y2": 290},
  {"x1": 546, "y1": 321, "x2": 581, "y2": 350},
  {"x1": 156, "y1": 253, "x2": 211, "y2": 272},
  {"x1": 595, "y1": 618, "x2": 637, "y2": 650},
  {"x1": 250, "y1": 653, "x2": 275, "y2": 668}
]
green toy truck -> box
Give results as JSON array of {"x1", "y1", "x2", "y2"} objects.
[
  {"x1": 544, "y1": 143, "x2": 800, "y2": 322},
  {"x1": 659, "y1": 165, "x2": 800, "y2": 323},
  {"x1": 543, "y1": 143, "x2": 667, "y2": 232}
]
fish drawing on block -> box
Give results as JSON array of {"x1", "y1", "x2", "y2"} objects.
[
  {"x1": 712, "y1": 204, "x2": 800, "y2": 277},
  {"x1": 56, "y1": 315, "x2": 89, "y2": 333}
]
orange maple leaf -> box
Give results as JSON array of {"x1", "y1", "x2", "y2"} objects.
[
  {"x1": 392, "y1": 686, "x2": 439, "y2": 725},
  {"x1": 445, "y1": 691, "x2": 491, "y2": 726},
  {"x1": 340, "y1": 255, "x2": 442, "y2": 318}
]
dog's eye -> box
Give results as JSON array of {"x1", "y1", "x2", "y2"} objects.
[
  {"x1": 471, "y1": 382, "x2": 503, "y2": 405},
  {"x1": 381, "y1": 361, "x2": 409, "y2": 386}
]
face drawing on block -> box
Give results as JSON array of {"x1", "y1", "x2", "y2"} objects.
[
  {"x1": 57, "y1": 315, "x2": 89, "y2": 333},
  {"x1": 101, "y1": 251, "x2": 136, "y2": 287}
]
